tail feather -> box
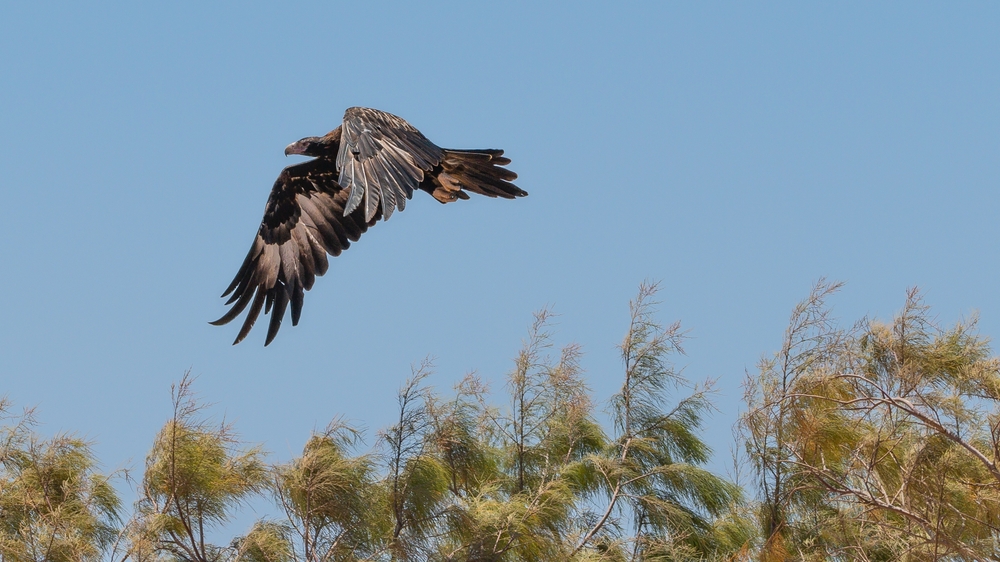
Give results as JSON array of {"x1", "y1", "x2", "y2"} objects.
[{"x1": 422, "y1": 149, "x2": 526, "y2": 203}]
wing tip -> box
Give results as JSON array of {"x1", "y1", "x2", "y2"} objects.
[{"x1": 232, "y1": 328, "x2": 250, "y2": 345}]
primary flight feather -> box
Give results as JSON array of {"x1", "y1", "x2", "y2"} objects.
[{"x1": 212, "y1": 107, "x2": 527, "y2": 346}]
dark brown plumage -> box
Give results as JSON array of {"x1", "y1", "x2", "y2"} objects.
[{"x1": 212, "y1": 107, "x2": 526, "y2": 346}]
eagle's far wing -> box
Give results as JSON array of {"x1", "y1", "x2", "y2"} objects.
[
  {"x1": 337, "y1": 107, "x2": 444, "y2": 222},
  {"x1": 211, "y1": 158, "x2": 377, "y2": 346}
]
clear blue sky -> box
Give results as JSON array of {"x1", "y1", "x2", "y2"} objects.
[{"x1": 2, "y1": 0, "x2": 998, "y2": 529}]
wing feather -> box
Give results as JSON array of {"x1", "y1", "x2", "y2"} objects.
[
  {"x1": 265, "y1": 285, "x2": 289, "y2": 346},
  {"x1": 235, "y1": 288, "x2": 267, "y2": 345},
  {"x1": 337, "y1": 107, "x2": 443, "y2": 219},
  {"x1": 289, "y1": 226, "x2": 316, "y2": 290},
  {"x1": 212, "y1": 157, "x2": 377, "y2": 345}
]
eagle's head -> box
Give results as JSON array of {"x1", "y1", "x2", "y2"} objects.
[{"x1": 284, "y1": 136, "x2": 330, "y2": 157}]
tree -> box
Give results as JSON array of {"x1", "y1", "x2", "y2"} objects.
[
  {"x1": 798, "y1": 289, "x2": 1000, "y2": 560},
  {"x1": 741, "y1": 283, "x2": 1000, "y2": 561},
  {"x1": 572, "y1": 282, "x2": 747, "y2": 561},
  {"x1": 248, "y1": 284, "x2": 746, "y2": 561},
  {"x1": 130, "y1": 373, "x2": 267, "y2": 562},
  {"x1": 249, "y1": 420, "x2": 378, "y2": 562},
  {"x1": 0, "y1": 285, "x2": 752, "y2": 562},
  {"x1": 739, "y1": 280, "x2": 851, "y2": 561},
  {"x1": 376, "y1": 362, "x2": 450, "y2": 561},
  {"x1": 0, "y1": 399, "x2": 121, "y2": 562},
  {"x1": 435, "y1": 311, "x2": 601, "y2": 561}
]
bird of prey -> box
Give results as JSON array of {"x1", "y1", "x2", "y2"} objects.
[{"x1": 212, "y1": 107, "x2": 526, "y2": 346}]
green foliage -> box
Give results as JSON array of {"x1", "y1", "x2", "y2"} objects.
[
  {"x1": 0, "y1": 401, "x2": 121, "y2": 562},
  {"x1": 254, "y1": 283, "x2": 741, "y2": 561},
  {"x1": 270, "y1": 422, "x2": 380, "y2": 561},
  {"x1": 131, "y1": 373, "x2": 267, "y2": 562},
  {"x1": 0, "y1": 285, "x2": 749, "y2": 561},
  {"x1": 742, "y1": 283, "x2": 1000, "y2": 561},
  {"x1": 40, "y1": 283, "x2": 1000, "y2": 560},
  {"x1": 574, "y1": 282, "x2": 745, "y2": 561},
  {"x1": 232, "y1": 521, "x2": 294, "y2": 562}
]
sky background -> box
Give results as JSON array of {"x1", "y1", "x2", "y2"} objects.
[{"x1": 2, "y1": 0, "x2": 999, "y2": 535}]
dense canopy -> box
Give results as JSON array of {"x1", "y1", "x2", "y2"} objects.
[{"x1": 212, "y1": 107, "x2": 526, "y2": 346}]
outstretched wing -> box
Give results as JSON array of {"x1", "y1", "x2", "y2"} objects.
[
  {"x1": 211, "y1": 158, "x2": 378, "y2": 345},
  {"x1": 337, "y1": 107, "x2": 444, "y2": 222}
]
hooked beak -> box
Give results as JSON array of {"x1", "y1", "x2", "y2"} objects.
[{"x1": 284, "y1": 141, "x2": 306, "y2": 156}]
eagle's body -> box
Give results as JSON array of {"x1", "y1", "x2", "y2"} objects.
[{"x1": 212, "y1": 107, "x2": 526, "y2": 345}]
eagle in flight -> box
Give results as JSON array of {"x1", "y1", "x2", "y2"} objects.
[{"x1": 212, "y1": 107, "x2": 526, "y2": 346}]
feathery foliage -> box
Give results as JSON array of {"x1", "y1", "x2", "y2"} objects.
[
  {"x1": 130, "y1": 373, "x2": 267, "y2": 562},
  {"x1": 18, "y1": 282, "x2": 1000, "y2": 559},
  {"x1": 572, "y1": 282, "x2": 745, "y2": 561},
  {"x1": 741, "y1": 282, "x2": 1000, "y2": 561},
  {"x1": 0, "y1": 400, "x2": 120, "y2": 562}
]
